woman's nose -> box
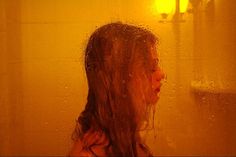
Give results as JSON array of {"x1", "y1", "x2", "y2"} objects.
[{"x1": 155, "y1": 67, "x2": 165, "y2": 81}]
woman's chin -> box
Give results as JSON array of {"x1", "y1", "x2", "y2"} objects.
[{"x1": 150, "y1": 92, "x2": 160, "y2": 104}]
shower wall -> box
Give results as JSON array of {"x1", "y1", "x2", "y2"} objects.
[
  {"x1": 0, "y1": 0, "x2": 235, "y2": 156},
  {"x1": 0, "y1": 0, "x2": 25, "y2": 154},
  {"x1": 190, "y1": 0, "x2": 236, "y2": 154},
  {"x1": 0, "y1": 0, "x2": 8, "y2": 154}
]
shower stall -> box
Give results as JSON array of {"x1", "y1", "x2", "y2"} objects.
[{"x1": 0, "y1": 0, "x2": 235, "y2": 156}]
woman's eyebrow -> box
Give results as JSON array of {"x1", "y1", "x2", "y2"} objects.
[{"x1": 153, "y1": 58, "x2": 159, "y2": 64}]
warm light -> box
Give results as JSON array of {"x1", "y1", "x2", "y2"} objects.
[
  {"x1": 155, "y1": 0, "x2": 176, "y2": 15},
  {"x1": 154, "y1": 0, "x2": 189, "y2": 19},
  {"x1": 180, "y1": 0, "x2": 189, "y2": 13}
]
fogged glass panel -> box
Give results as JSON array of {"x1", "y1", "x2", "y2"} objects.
[{"x1": 0, "y1": 0, "x2": 235, "y2": 156}]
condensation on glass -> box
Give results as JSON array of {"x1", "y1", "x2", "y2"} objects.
[{"x1": 0, "y1": 0, "x2": 235, "y2": 156}]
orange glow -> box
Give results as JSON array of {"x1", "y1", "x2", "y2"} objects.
[
  {"x1": 180, "y1": 0, "x2": 189, "y2": 13},
  {"x1": 1, "y1": 0, "x2": 236, "y2": 156},
  {"x1": 154, "y1": 0, "x2": 176, "y2": 15},
  {"x1": 154, "y1": 0, "x2": 189, "y2": 15}
]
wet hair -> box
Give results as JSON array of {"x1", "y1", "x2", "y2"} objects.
[{"x1": 72, "y1": 22, "x2": 158, "y2": 157}]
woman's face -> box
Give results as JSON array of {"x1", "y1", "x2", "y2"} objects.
[
  {"x1": 149, "y1": 45, "x2": 165, "y2": 104},
  {"x1": 131, "y1": 43, "x2": 165, "y2": 126}
]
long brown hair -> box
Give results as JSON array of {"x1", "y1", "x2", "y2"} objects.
[{"x1": 73, "y1": 22, "x2": 158, "y2": 156}]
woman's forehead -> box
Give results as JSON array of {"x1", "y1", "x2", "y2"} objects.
[{"x1": 150, "y1": 44, "x2": 159, "y2": 59}]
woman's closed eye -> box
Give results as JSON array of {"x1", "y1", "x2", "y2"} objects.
[{"x1": 151, "y1": 59, "x2": 159, "y2": 72}]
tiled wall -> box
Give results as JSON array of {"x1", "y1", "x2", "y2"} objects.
[
  {"x1": 0, "y1": 0, "x2": 8, "y2": 154},
  {"x1": 0, "y1": 0, "x2": 236, "y2": 156}
]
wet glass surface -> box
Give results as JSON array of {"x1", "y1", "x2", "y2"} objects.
[{"x1": 0, "y1": 0, "x2": 236, "y2": 156}]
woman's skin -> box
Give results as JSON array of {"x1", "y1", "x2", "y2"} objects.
[
  {"x1": 150, "y1": 45, "x2": 165, "y2": 103},
  {"x1": 69, "y1": 130, "x2": 153, "y2": 157},
  {"x1": 69, "y1": 129, "x2": 109, "y2": 156},
  {"x1": 69, "y1": 43, "x2": 165, "y2": 157}
]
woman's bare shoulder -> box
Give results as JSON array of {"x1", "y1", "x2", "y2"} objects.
[
  {"x1": 68, "y1": 129, "x2": 110, "y2": 157},
  {"x1": 68, "y1": 139, "x2": 92, "y2": 157}
]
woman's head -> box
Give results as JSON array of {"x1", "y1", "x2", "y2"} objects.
[{"x1": 75, "y1": 22, "x2": 164, "y2": 156}]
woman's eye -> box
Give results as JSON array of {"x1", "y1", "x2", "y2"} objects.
[
  {"x1": 151, "y1": 64, "x2": 158, "y2": 72},
  {"x1": 154, "y1": 59, "x2": 159, "y2": 65},
  {"x1": 151, "y1": 67, "x2": 157, "y2": 72},
  {"x1": 152, "y1": 60, "x2": 159, "y2": 72}
]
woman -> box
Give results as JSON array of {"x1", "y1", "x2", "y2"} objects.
[{"x1": 69, "y1": 22, "x2": 165, "y2": 157}]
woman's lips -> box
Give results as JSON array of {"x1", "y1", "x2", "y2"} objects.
[{"x1": 153, "y1": 83, "x2": 162, "y2": 95}]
